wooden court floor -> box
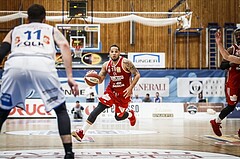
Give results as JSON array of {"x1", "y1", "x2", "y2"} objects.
[{"x1": 0, "y1": 115, "x2": 240, "y2": 158}]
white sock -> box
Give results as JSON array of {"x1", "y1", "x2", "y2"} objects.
[
  {"x1": 216, "y1": 117, "x2": 222, "y2": 123},
  {"x1": 82, "y1": 121, "x2": 91, "y2": 134}
]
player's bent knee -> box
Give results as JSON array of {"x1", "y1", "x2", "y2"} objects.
[
  {"x1": 87, "y1": 102, "x2": 108, "y2": 123},
  {"x1": 54, "y1": 102, "x2": 67, "y2": 113},
  {"x1": 226, "y1": 105, "x2": 235, "y2": 112},
  {"x1": 115, "y1": 115, "x2": 124, "y2": 121}
]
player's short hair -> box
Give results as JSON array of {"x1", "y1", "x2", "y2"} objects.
[
  {"x1": 27, "y1": 4, "x2": 46, "y2": 23},
  {"x1": 109, "y1": 44, "x2": 120, "y2": 52}
]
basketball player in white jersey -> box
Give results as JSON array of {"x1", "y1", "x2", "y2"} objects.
[{"x1": 0, "y1": 4, "x2": 78, "y2": 159}]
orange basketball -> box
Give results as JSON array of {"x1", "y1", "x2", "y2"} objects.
[{"x1": 84, "y1": 72, "x2": 100, "y2": 86}]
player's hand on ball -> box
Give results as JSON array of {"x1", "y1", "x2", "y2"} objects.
[{"x1": 84, "y1": 70, "x2": 101, "y2": 86}]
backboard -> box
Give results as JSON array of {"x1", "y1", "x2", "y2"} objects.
[{"x1": 55, "y1": 24, "x2": 101, "y2": 53}]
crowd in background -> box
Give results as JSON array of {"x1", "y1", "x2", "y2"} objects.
[{"x1": 132, "y1": 92, "x2": 162, "y2": 103}]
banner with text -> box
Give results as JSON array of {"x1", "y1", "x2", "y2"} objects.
[
  {"x1": 0, "y1": 69, "x2": 226, "y2": 104},
  {"x1": 8, "y1": 101, "x2": 184, "y2": 119},
  {"x1": 128, "y1": 52, "x2": 165, "y2": 68}
]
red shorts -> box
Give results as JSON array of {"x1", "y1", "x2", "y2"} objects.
[
  {"x1": 225, "y1": 82, "x2": 240, "y2": 106},
  {"x1": 98, "y1": 86, "x2": 131, "y2": 116}
]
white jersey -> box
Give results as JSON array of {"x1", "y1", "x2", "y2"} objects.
[
  {"x1": 0, "y1": 23, "x2": 65, "y2": 112},
  {"x1": 10, "y1": 23, "x2": 56, "y2": 59}
]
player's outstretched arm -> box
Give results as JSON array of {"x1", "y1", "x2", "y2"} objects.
[{"x1": 215, "y1": 31, "x2": 240, "y2": 64}]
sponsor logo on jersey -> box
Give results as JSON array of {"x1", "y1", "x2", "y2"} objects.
[{"x1": 110, "y1": 75, "x2": 124, "y2": 82}]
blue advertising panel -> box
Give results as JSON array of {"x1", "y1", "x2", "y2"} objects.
[
  {"x1": 0, "y1": 69, "x2": 227, "y2": 104},
  {"x1": 134, "y1": 69, "x2": 226, "y2": 103},
  {"x1": 53, "y1": 69, "x2": 227, "y2": 103}
]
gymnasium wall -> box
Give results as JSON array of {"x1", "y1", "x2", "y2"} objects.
[{"x1": 0, "y1": 0, "x2": 239, "y2": 69}]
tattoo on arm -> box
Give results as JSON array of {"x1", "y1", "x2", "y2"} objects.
[
  {"x1": 124, "y1": 59, "x2": 139, "y2": 75},
  {"x1": 99, "y1": 71, "x2": 107, "y2": 77}
]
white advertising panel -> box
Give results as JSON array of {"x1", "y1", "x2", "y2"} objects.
[
  {"x1": 133, "y1": 78, "x2": 169, "y2": 97},
  {"x1": 128, "y1": 52, "x2": 165, "y2": 68},
  {"x1": 177, "y1": 77, "x2": 225, "y2": 97},
  {"x1": 8, "y1": 101, "x2": 184, "y2": 119},
  {"x1": 59, "y1": 78, "x2": 105, "y2": 97},
  {"x1": 8, "y1": 99, "x2": 56, "y2": 118}
]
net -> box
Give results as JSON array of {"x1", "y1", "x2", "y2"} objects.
[{"x1": 73, "y1": 45, "x2": 83, "y2": 58}]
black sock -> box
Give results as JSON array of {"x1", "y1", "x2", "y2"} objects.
[
  {"x1": 0, "y1": 108, "x2": 11, "y2": 132},
  {"x1": 63, "y1": 143, "x2": 73, "y2": 154}
]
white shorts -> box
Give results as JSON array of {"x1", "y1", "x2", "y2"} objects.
[{"x1": 0, "y1": 56, "x2": 65, "y2": 112}]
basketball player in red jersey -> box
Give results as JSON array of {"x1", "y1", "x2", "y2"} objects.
[
  {"x1": 72, "y1": 44, "x2": 140, "y2": 141},
  {"x1": 210, "y1": 28, "x2": 240, "y2": 137}
]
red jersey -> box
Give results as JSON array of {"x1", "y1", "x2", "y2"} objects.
[
  {"x1": 106, "y1": 56, "x2": 131, "y2": 93},
  {"x1": 99, "y1": 56, "x2": 132, "y2": 113},
  {"x1": 225, "y1": 44, "x2": 240, "y2": 105}
]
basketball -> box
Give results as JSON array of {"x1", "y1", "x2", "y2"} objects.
[{"x1": 84, "y1": 71, "x2": 100, "y2": 86}]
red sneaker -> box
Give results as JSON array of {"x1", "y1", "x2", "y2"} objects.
[
  {"x1": 128, "y1": 110, "x2": 136, "y2": 126},
  {"x1": 210, "y1": 119, "x2": 222, "y2": 136},
  {"x1": 71, "y1": 130, "x2": 84, "y2": 141}
]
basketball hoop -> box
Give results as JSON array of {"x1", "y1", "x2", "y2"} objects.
[{"x1": 74, "y1": 45, "x2": 83, "y2": 58}]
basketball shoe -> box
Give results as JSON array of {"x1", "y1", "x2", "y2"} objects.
[
  {"x1": 72, "y1": 130, "x2": 84, "y2": 141},
  {"x1": 128, "y1": 110, "x2": 136, "y2": 126},
  {"x1": 210, "y1": 119, "x2": 222, "y2": 136}
]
